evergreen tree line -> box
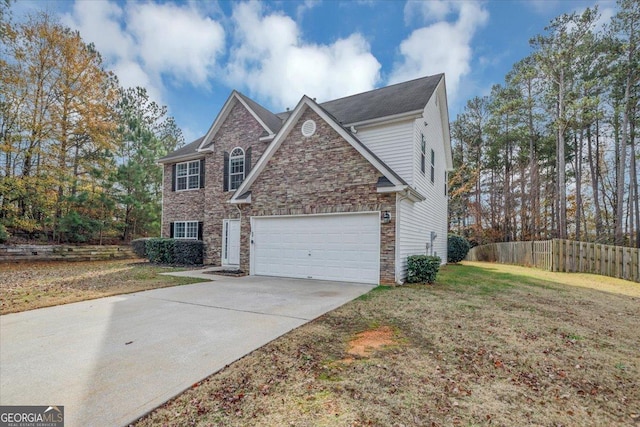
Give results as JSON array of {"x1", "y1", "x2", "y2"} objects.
[
  {"x1": 0, "y1": 7, "x2": 183, "y2": 243},
  {"x1": 449, "y1": 0, "x2": 640, "y2": 248}
]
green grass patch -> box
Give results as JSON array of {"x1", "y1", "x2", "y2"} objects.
[{"x1": 356, "y1": 285, "x2": 394, "y2": 301}]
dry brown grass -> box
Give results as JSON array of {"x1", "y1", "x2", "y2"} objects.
[
  {"x1": 133, "y1": 262, "x2": 639, "y2": 427},
  {"x1": 0, "y1": 260, "x2": 205, "y2": 314}
]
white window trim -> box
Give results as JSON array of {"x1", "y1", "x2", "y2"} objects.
[
  {"x1": 430, "y1": 149, "x2": 435, "y2": 184},
  {"x1": 174, "y1": 221, "x2": 199, "y2": 240},
  {"x1": 420, "y1": 133, "x2": 426, "y2": 175},
  {"x1": 176, "y1": 160, "x2": 200, "y2": 191},
  {"x1": 229, "y1": 147, "x2": 245, "y2": 191}
]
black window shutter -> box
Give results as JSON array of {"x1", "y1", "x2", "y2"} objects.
[
  {"x1": 199, "y1": 159, "x2": 205, "y2": 189},
  {"x1": 171, "y1": 164, "x2": 176, "y2": 191},
  {"x1": 169, "y1": 222, "x2": 174, "y2": 238},
  {"x1": 223, "y1": 151, "x2": 229, "y2": 192},
  {"x1": 198, "y1": 222, "x2": 203, "y2": 240},
  {"x1": 245, "y1": 147, "x2": 252, "y2": 176}
]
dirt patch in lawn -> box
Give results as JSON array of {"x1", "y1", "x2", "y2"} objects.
[
  {"x1": 0, "y1": 259, "x2": 206, "y2": 314},
  {"x1": 347, "y1": 326, "x2": 397, "y2": 357},
  {"x1": 133, "y1": 263, "x2": 639, "y2": 427}
]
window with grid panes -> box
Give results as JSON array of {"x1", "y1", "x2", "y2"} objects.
[
  {"x1": 229, "y1": 147, "x2": 245, "y2": 190},
  {"x1": 176, "y1": 160, "x2": 200, "y2": 190}
]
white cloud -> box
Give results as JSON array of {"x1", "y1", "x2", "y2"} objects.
[
  {"x1": 404, "y1": 0, "x2": 454, "y2": 24},
  {"x1": 226, "y1": 1, "x2": 381, "y2": 110},
  {"x1": 127, "y1": 2, "x2": 225, "y2": 87},
  {"x1": 390, "y1": 1, "x2": 489, "y2": 101},
  {"x1": 62, "y1": 1, "x2": 225, "y2": 103}
]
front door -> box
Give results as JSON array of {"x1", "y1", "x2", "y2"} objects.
[{"x1": 222, "y1": 219, "x2": 240, "y2": 266}]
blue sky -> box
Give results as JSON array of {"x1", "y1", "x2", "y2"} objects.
[{"x1": 14, "y1": 0, "x2": 617, "y2": 144}]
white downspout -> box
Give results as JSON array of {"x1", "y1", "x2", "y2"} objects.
[{"x1": 395, "y1": 189, "x2": 411, "y2": 284}]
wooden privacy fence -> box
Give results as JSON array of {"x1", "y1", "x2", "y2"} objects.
[{"x1": 466, "y1": 239, "x2": 639, "y2": 283}]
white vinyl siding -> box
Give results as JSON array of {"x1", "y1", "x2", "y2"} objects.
[
  {"x1": 356, "y1": 120, "x2": 414, "y2": 185},
  {"x1": 396, "y1": 83, "x2": 449, "y2": 281}
]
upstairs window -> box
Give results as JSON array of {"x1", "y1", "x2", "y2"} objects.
[
  {"x1": 420, "y1": 134, "x2": 426, "y2": 175},
  {"x1": 176, "y1": 160, "x2": 200, "y2": 191},
  {"x1": 430, "y1": 149, "x2": 435, "y2": 184},
  {"x1": 229, "y1": 147, "x2": 245, "y2": 191}
]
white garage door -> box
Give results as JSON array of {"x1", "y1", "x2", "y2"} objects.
[{"x1": 252, "y1": 213, "x2": 380, "y2": 284}]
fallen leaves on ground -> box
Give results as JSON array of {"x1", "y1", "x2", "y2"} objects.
[{"x1": 0, "y1": 260, "x2": 203, "y2": 314}]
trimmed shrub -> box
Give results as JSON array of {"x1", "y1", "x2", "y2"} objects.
[
  {"x1": 145, "y1": 238, "x2": 175, "y2": 264},
  {"x1": 0, "y1": 223, "x2": 9, "y2": 244},
  {"x1": 131, "y1": 238, "x2": 151, "y2": 258},
  {"x1": 448, "y1": 234, "x2": 470, "y2": 263},
  {"x1": 407, "y1": 255, "x2": 441, "y2": 284},
  {"x1": 173, "y1": 240, "x2": 204, "y2": 265}
]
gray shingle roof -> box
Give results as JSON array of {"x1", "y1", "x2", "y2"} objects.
[
  {"x1": 277, "y1": 74, "x2": 443, "y2": 125},
  {"x1": 159, "y1": 74, "x2": 442, "y2": 163},
  {"x1": 157, "y1": 136, "x2": 204, "y2": 163},
  {"x1": 320, "y1": 74, "x2": 442, "y2": 124},
  {"x1": 236, "y1": 92, "x2": 283, "y2": 134}
]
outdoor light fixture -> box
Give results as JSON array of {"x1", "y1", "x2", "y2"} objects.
[{"x1": 382, "y1": 211, "x2": 391, "y2": 223}]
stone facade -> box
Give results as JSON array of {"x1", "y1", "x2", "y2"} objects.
[
  {"x1": 202, "y1": 102, "x2": 268, "y2": 264},
  {"x1": 161, "y1": 165, "x2": 205, "y2": 233},
  {"x1": 162, "y1": 100, "x2": 267, "y2": 264},
  {"x1": 238, "y1": 107, "x2": 396, "y2": 283},
  {"x1": 162, "y1": 101, "x2": 397, "y2": 283}
]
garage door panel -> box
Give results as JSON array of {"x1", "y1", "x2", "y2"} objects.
[{"x1": 252, "y1": 213, "x2": 380, "y2": 284}]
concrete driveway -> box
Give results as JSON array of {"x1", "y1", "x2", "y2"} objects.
[{"x1": 0, "y1": 273, "x2": 374, "y2": 427}]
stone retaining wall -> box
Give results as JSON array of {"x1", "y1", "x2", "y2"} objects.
[{"x1": 0, "y1": 245, "x2": 137, "y2": 263}]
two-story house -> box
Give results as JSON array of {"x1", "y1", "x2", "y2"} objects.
[{"x1": 158, "y1": 74, "x2": 453, "y2": 284}]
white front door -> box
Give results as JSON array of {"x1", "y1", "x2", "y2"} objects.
[{"x1": 222, "y1": 219, "x2": 240, "y2": 266}]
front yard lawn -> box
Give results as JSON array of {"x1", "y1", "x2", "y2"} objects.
[
  {"x1": 0, "y1": 259, "x2": 205, "y2": 314},
  {"x1": 134, "y1": 262, "x2": 639, "y2": 427}
]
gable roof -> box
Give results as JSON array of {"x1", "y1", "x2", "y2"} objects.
[
  {"x1": 158, "y1": 91, "x2": 282, "y2": 163},
  {"x1": 159, "y1": 74, "x2": 445, "y2": 164},
  {"x1": 198, "y1": 90, "x2": 281, "y2": 151},
  {"x1": 277, "y1": 74, "x2": 443, "y2": 126},
  {"x1": 157, "y1": 136, "x2": 204, "y2": 164},
  {"x1": 235, "y1": 92, "x2": 283, "y2": 136},
  {"x1": 229, "y1": 96, "x2": 411, "y2": 204}
]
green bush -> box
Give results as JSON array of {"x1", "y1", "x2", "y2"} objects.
[
  {"x1": 131, "y1": 238, "x2": 151, "y2": 258},
  {"x1": 143, "y1": 238, "x2": 203, "y2": 265},
  {"x1": 407, "y1": 255, "x2": 441, "y2": 284},
  {"x1": 0, "y1": 223, "x2": 9, "y2": 244},
  {"x1": 145, "y1": 238, "x2": 175, "y2": 264},
  {"x1": 173, "y1": 240, "x2": 204, "y2": 265},
  {"x1": 447, "y1": 234, "x2": 470, "y2": 263}
]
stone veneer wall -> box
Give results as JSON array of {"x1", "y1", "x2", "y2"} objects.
[
  {"x1": 201, "y1": 102, "x2": 269, "y2": 264},
  {"x1": 162, "y1": 101, "x2": 268, "y2": 265},
  {"x1": 239, "y1": 107, "x2": 396, "y2": 283},
  {"x1": 161, "y1": 167, "x2": 205, "y2": 236}
]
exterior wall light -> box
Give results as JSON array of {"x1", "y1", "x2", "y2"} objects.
[{"x1": 382, "y1": 211, "x2": 391, "y2": 223}]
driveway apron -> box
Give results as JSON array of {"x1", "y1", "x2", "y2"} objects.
[{"x1": 0, "y1": 274, "x2": 374, "y2": 427}]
